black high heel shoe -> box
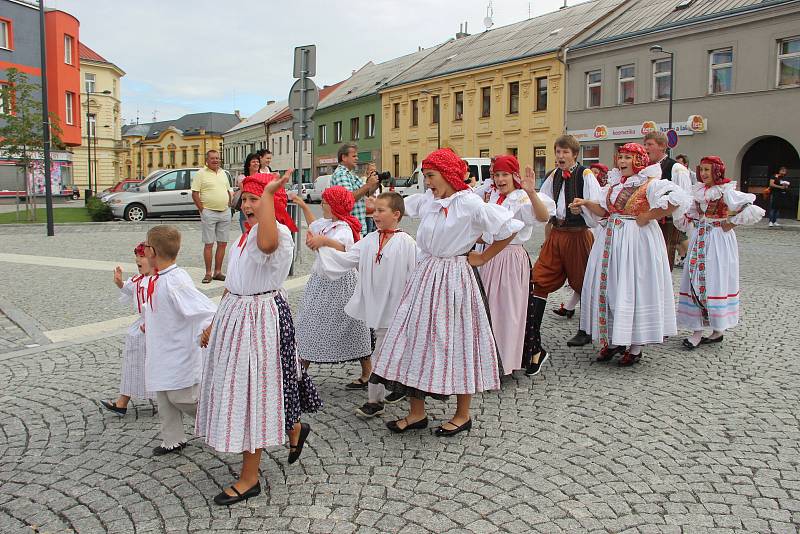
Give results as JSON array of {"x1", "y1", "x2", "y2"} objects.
[
  {"x1": 213, "y1": 481, "x2": 261, "y2": 506},
  {"x1": 288, "y1": 423, "x2": 310, "y2": 464},
  {"x1": 435, "y1": 419, "x2": 472, "y2": 437}
]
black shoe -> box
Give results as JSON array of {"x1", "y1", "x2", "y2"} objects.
[
  {"x1": 682, "y1": 338, "x2": 699, "y2": 350},
  {"x1": 386, "y1": 417, "x2": 428, "y2": 433},
  {"x1": 384, "y1": 390, "x2": 407, "y2": 404},
  {"x1": 700, "y1": 335, "x2": 724, "y2": 345},
  {"x1": 566, "y1": 330, "x2": 592, "y2": 347},
  {"x1": 552, "y1": 304, "x2": 575, "y2": 319},
  {"x1": 525, "y1": 350, "x2": 549, "y2": 376},
  {"x1": 213, "y1": 481, "x2": 261, "y2": 506},
  {"x1": 287, "y1": 423, "x2": 310, "y2": 464},
  {"x1": 596, "y1": 345, "x2": 625, "y2": 362},
  {"x1": 99, "y1": 399, "x2": 127, "y2": 416},
  {"x1": 345, "y1": 377, "x2": 369, "y2": 390},
  {"x1": 435, "y1": 419, "x2": 472, "y2": 437},
  {"x1": 152, "y1": 442, "x2": 187, "y2": 456},
  {"x1": 618, "y1": 350, "x2": 642, "y2": 367},
  {"x1": 355, "y1": 402, "x2": 385, "y2": 418}
]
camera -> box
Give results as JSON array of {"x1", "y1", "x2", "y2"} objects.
[{"x1": 371, "y1": 170, "x2": 391, "y2": 181}]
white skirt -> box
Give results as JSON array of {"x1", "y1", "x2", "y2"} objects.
[
  {"x1": 119, "y1": 321, "x2": 154, "y2": 400},
  {"x1": 677, "y1": 220, "x2": 741, "y2": 331},
  {"x1": 372, "y1": 256, "x2": 501, "y2": 397},
  {"x1": 581, "y1": 216, "x2": 677, "y2": 347}
]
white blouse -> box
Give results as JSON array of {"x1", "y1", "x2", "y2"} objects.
[
  {"x1": 475, "y1": 184, "x2": 555, "y2": 244},
  {"x1": 225, "y1": 223, "x2": 294, "y2": 295},
  {"x1": 317, "y1": 231, "x2": 418, "y2": 329},
  {"x1": 309, "y1": 218, "x2": 355, "y2": 276},
  {"x1": 601, "y1": 165, "x2": 691, "y2": 221},
  {"x1": 539, "y1": 167, "x2": 602, "y2": 227},
  {"x1": 682, "y1": 182, "x2": 765, "y2": 227},
  {"x1": 142, "y1": 266, "x2": 217, "y2": 392},
  {"x1": 404, "y1": 189, "x2": 524, "y2": 261},
  {"x1": 119, "y1": 276, "x2": 146, "y2": 335}
]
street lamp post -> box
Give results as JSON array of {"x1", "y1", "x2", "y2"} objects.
[
  {"x1": 38, "y1": 0, "x2": 54, "y2": 236},
  {"x1": 420, "y1": 90, "x2": 441, "y2": 149},
  {"x1": 650, "y1": 45, "x2": 674, "y2": 153},
  {"x1": 85, "y1": 89, "x2": 111, "y2": 197}
]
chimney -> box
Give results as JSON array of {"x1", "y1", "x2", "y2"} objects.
[
  {"x1": 560, "y1": 1, "x2": 568, "y2": 8},
  {"x1": 234, "y1": 109, "x2": 241, "y2": 120},
  {"x1": 267, "y1": 100, "x2": 275, "y2": 105},
  {"x1": 456, "y1": 21, "x2": 470, "y2": 39}
]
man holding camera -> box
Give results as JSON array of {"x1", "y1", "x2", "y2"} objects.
[{"x1": 332, "y1": 143, "x2": 380, "y2": 237}]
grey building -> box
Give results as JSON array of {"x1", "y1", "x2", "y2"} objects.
[
  {"x1": 1, "y1": 0, "x2": 42, "y2": 114},
  {"x1": 221, "y1": 100, "x2": 285, "y2": 176},
  {"x1": 565, "y1": 0, "x2": 800, "y2": 218}
]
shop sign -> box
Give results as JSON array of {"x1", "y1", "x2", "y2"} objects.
[
  {"x1": 569, "y1": 116, "x2": 708, "y2": 142},
  {"x1": 318, "y1": 157, "x2": 338, "y2": 165}
]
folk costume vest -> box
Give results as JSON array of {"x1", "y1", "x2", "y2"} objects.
[{"x1": 550, "y1": 164, "x2": 589, "y2": 228}]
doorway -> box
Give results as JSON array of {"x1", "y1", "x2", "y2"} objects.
[{"x1": 740, "y1": 136, "x2": 799, "y2": 218}]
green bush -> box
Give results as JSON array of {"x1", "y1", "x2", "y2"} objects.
[{"x1": 86, "y1": 196, "x2": 113, "y2": 222}]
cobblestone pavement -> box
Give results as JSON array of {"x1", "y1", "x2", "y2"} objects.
[
  {"x1": 0, "y1": 310, "x2": 37, "y2": 353},
  {"x1": 1, "y1": 221, "x2": 799, "y2": 533}
]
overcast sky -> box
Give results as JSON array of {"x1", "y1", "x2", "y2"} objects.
[{"x1": 46, "y1": 0, "x2": 586, "y2": 125}]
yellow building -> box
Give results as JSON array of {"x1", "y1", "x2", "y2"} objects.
[
  {"x1": 121, "y1": 112, "x2": 241, "y2": 180},
  {"x1": 71, "y1": 42, "x2": 125, "y2": 191},
  {"x1": 380, "y1": 0, "x2": 626, "y2": 182}
]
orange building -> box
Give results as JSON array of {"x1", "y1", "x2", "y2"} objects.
[{"x1": 43, "y1": 9, "x2": 81, "y2": 147}]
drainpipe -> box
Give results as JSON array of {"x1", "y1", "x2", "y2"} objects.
[{"x1": 559, "y1": 46, "x2": 569, "y2": 134}]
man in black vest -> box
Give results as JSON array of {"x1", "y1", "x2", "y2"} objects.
[
  {"x1": 643, "y1": 132, "x2": 692, "y2": 270},
  {"x1": 524, "y1": 135, "x2": 602, "y2": 377}
]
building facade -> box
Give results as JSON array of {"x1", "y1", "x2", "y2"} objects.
[
  {"x1": 122, "y1": 112, "x2": 241, "y2": 180},
  {"x1": 221, "y1": 100, "x2": 284, "y2": 176},
  {"x1": 566, "y1": 0, "x2": 800, "y2": 217},
  {"x1": 71, "y1": 43, "x2": 124, "y2": 191},
  {"x1": 43, "y1": 9, "x2": 81, "y2": 146}
]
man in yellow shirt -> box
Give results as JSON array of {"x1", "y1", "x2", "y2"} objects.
[{"x1": 191, "y1": 150, "x2": 232, "y2": 283}]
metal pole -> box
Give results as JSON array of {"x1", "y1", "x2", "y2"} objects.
[
  {"x1": 38, "y1": 0, "x2": 54, "y2": 236},
  {"x1": 86, "y1": 94, "x2": 92, "y2": 196},
  {"x1": 289, "y1": 49, "x2": 308, "y2": 276},
  {"x1": 437, "y1": 97, "x2": 441, "y2": 149},
  {"x1": 668, "y1": 51, "x2": 674, "y2": 156}
]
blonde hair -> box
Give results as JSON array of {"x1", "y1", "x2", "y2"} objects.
[
  {"x1": 643, "y1": 131, "x2": 668, "y2": 147},
  {"x1": 146, "y1": 225, "x2": 181, "y2": 261}
]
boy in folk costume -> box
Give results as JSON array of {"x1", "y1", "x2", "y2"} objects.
[
  {"x1": 196, "y1": 172, "x2": 322, "y2": 506},
  {"x1": 527, "y1": 135, "x2": 602, "y2": 375},
  {"x1": 140, "y1": 225, "x2": 217, "y2": 455},
  {"x1": 571, "y1": 143, "x2": 691, "y2": 365},
  {"x1": 476, "y1": 155, "x2": 554, "y2": 375},
  {"x1": 370, "y1": 148, "x2": 523, "y2": 436},
  {"x1": 293, "y1": 186, "x2": 373, "y2": 386},
  {"x1": 676, "y1": 156, "x2": 764, "y2": 349},
  {"x1": 100, "y1": 243, "x2": 156, "y2": 416},
  {"x1": 315, "y1": 192, "x2": 418, "y2": 417}
]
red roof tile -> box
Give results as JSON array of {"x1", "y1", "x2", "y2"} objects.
[{"x1": 79, "y1": 42, "x2": 109, "y2": 64}]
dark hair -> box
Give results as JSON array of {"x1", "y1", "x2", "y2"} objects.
[
  {"x1": 256, "y1": 149, "x2": 272, "y2": 158},
  {"x1": 205, "y1": 149, "x2": 220, "y2": 160},
  {"x1": 377, "y1": 192, "x2": 404, "y2": 220},
  {"x1": 243, "y1": 153, "x2": 260, "y2": 177},
  {"x1": 553, "y1": 135, "x2": 580, "y2": 155},
  {"x1": 675, "y1": 154, "x2": 689, "y2": 165},
  {"x1": 337, "y1": 143, "x2": 358, "y2": 163}
]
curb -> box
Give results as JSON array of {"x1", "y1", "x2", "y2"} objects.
[{"x1": 0, "y1": 296, "x2": 51, "y2": 348}]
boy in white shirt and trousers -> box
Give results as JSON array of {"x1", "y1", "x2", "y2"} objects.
[{"x1": 142, "y1": 225, "x2": 217, "y2": 456}]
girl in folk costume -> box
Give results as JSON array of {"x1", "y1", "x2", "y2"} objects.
[
  {"x1": 571, "y1": 143, "x2": 691, "y2": 366},
  {"x1": 293, "y1": 186, "x2": 373, "y2": 386},
  {"x1": 370, "y1": 148, "x2": 524, "y2": 436},
  {"x1": 477, "y1": 155, "x2": 554, "y2": 375},
  {"x1": 676, "y1": 156, "x2": 764, "y2": 349},
  {"x1": 196, "y1": 172, "x2": 322, "y2": 506},
  {"x1": 100, "y1": 244, "x2": 156, "y2": 416}
]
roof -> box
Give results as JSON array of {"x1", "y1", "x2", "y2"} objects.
[
  {"x1": 319, "y1": 47, "x2": 440, "y2": 109},
  {"x1": 223, "y1": 100, "x2": 286, "y2": 134},
  {"x1": 79, "y1": 42, "x2": 125, "y2": 75},
  {"x1": 576, "y1": 0, "x2": 798, "y2": 47},
  {"x1": 122, "y1": 112, "x2": 241, "y2": 140},
  {"x1": 268, "y1": 80, "x2": 346, "y2": 124},
  {"x1": 383, "y1": 0, "x2": 626, "y2": 89}
]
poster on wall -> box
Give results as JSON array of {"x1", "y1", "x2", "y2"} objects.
[{"x1": 27, "y1": 160, "x2": 63, "y2": 195}]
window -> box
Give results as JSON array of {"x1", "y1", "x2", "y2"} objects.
[
  {"x1": 286, "y1": 134, "x2": 290, "y2": 153},
  {"x1": 148, "y1": 152, "x2": 153, "y2": 167},
  {"x1": 279, "y1": 136, "x2": 283, "y2": 155},
  {"x1": 652, "y1": 59, "x2": 671, "y2": 100},
  {"x1": 319, "y1": 124, "x2": 328, "y2": 145},
  {"x1": 169, "y1": 150, "x2": 176, "y2": 167},
  {"x1": 507, "y1": 147, "x2": 518, "y2": 157},
  {"x1": 393, "y1": 103, "x2": 400, "y2": 128},
  {"x1": 1, "y1": 19, "x2": 12, "y2": 50},
  {"x1": 366, "y1": 114, "x2": 375, "y2": 138},
  {"x1": 618, "y1": 65, "x2": 635, "y2": 105},
  {"x1": 430, "y1": 96, "x2": 439, "y2": 124},
  {"x1": 65, "y1": 92, "x2": 74, "y2": 124},
  {"x1": 85, "y1": 73, "x2": 96, "y2": 94},
  {"x1": 586, "y1": 70, "x2": 602, "y2": 108},
  {"x1": 351, "y1": 117, "x2": 360, "y2": 140},
  {"x1": 411, "y1": 153, "x2": 418, "y2": 171},
  {"x1": 582, "y1": 144, "x2": 600, "y2": 165},
  {"x1": 454, "y1": 92, "x2": 464, "y2": 120},
  {"x1": 158, "y1": 150, "x2": 164, "y2": 166},
  {"x1": 709, "y1": 48, "x2": 733, "y2": 94},
  {"x1": 536, "y1": 77, "x2": 548, "y2": 111},
  {"x1": 181, "y1": 148, "x2": 187, "y2": 165},
  {"x1": 334, "y1": 121, "x2": 342, "y2": 143},
  {"x1": 534, "y1": 146, "x2": 547, "y2": 188},
  {"x1": 479, "y1": 148, "x2": 490, "y2": 158},
  {"x1": 393, "y1": 154, "x2": 400, "y2": 177},
  {"x1": 411, "y1": 99, "x2": 418, "y2": 126},
  {"x1": 0, "y1": 83, "x2": 10, "y2": 115},
  {"x1": 153, "y1": 171, "x2": 179, "y2": 191},
  {"x1": 508, "y1": 82, "x2": 519, "y2": 114},
  {"x1": 88, "y1": 114, "x2": 96, "y2": 137},
  {"x1": 777, "y1": 37, "x2": 800, "y2": 87},
  {"x1": 193, "y1": 148, "x2": 199, "y2": 166},
  {"x1": 64, "y1": 35, "x2": 74, "y2": 65},
  {"x1": 481, "y1": 87, "x2": 491, "y2": 117}
]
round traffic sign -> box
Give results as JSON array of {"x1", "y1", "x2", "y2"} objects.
[
  {"x1": 288, "y1": 78, "x2": 320, "y2": 123},
  {"x1": 666, "y1": 128, "x2": 679, "y2": 149}
]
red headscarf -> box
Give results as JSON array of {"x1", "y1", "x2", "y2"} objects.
[
  {"x1": 589, "y1": 163, "x2": 609, "y2": 187},
  {"x1": 240, "y1": 172, "x2": 298, "y2": 232},
  {"x1": 617, "y1": 143, "x2": 651, "y2": 174},
  {"x1": 699, "y1": 156, "x2": 730, "y2": 185},
  {"x1": 491, "y1": 155, "x2": 522, "y2": 187},
  {"x1": 422, "y1": 148, "x2": 469, "y2": 192},
  {"x1": 322, "y1": 185, "x2": 361, "y2": 242}
]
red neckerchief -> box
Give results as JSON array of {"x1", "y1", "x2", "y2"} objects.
[
  {"x1": 496, "y1": 194, "x2": 507, "y2": 206},
  {"x1": 238, "y1": 222, "x2": 253, "y2": 256},
  {"x1": 146, "y1": 267, "x2": 160, "y2": 310},
  {"x1": 375, "y1": 229, "x2": 402, "y2": 264},
  {"x1": 562, "y1": 169, "x2": 572, "y2": 180},
  {"x1": 131, "y1": 274, "x2": 145, "y2": 313},
  {"x1": 442, "y1": 207, "x2": 448, "y2": 218}
]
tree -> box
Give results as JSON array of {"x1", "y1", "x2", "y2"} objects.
[{"x1": 0, "y1": 67, "x2": 63, "y2": 221}]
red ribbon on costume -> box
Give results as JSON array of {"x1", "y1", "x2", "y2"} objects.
[
  {"x1": 131, "y1": 274, "x2": 145, "y2": 313},
  {"x1": 375, "y1": 229, "x2": 402, "y2": 264},
  {"x1": 496, "y1": 194, "x2": 507, "y2": 206},
  {"x1": 322, "y1": 186, "x2": 361, "y2": 242},
  {"x1": 237, "y1": 221, "x2": 253, "y2": 256},
  {"x1": 562, "y1": 169, "x2": 572, "y2": 180},
  {"x1": 145, "y1": 268, "x2": 159, "y2": 311}
]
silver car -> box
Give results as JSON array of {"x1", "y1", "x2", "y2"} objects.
[{"x1": 104, "y1": 167, "x2": 232, "y2": 221}]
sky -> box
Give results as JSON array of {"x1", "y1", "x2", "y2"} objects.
[{"x1": 46, "y1": 0, "x2": 586, "y2": 125}]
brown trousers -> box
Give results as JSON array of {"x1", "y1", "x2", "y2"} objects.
[
  {"x1": 533, "y1": 227, "x2": 594, "y2": 298},
  {"x1": 659, "y1": 219, "x2": 681, "y2": 272}
]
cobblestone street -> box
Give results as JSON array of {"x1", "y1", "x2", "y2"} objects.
[{"x1": 1, "y1": 220, "x2": 799, "y2": 533}]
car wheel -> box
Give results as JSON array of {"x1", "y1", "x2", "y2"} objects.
[
  {"x1": 124, "y1": 203, "x2": 147, "y2": 222},
  {"x1": 306, "y1": 195, "x2": 312, "y2": 203},
  {"x1": 71, "y1": 191, "x2": 80, "y2": 200}
]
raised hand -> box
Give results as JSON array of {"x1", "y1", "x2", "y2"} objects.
[
  {"x1": 264, "y1": 170, "x2": 292, "y2": 196},
  {"x1": 521, "y1": 165, "x2": 537, "y2": 193},
  {"x1": 113, "y1": 266, "x2": 124, "y2": 288}
]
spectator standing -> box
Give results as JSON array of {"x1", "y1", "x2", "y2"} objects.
[
  {"x1": 331, "y1": 143, "x2": 379, "y2": 237},
  {"x1": 768, "y1": 166, "x2": 790, "y2": 227},
  {"x1": 192, "y1": 150, "x2": 232, "y2": 283},
  {"x1": 257, "y1": 149, "x2": 273, "y2": 172},
  {"x1": 234, "y1": 153, "x2": 261, "y2": 232}
]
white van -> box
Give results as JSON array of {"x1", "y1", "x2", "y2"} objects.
[{"x1": 401, "y1": 157, "x2": 492, "y2": 196}]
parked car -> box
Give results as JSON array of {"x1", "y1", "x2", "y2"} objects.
[
  {"x1": 98, "y1": 179, "x2": 144, "y2": 201},
  {"x1": 300, "y1": 182, "x2": 313, "y2": 202},
  {"x1": 402, "y1": 157, "x2": 492, "y2": 196},
  {"x1": 104, "y1": 167, "x2": 233, "y2": 221},
  {"x1": 309, "y1": 175, "x2": 331, "y2": 202}
]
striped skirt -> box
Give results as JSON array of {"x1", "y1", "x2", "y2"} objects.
[
  {"x1": 371, "y1": 256, "x2": 501, "y2": 399},
  {"x1": 195, "y1": 291, "x2": 322, "y2": 453},
  {"x1": 119, "y1": 322, "x2": 155, "y2": 400}
]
